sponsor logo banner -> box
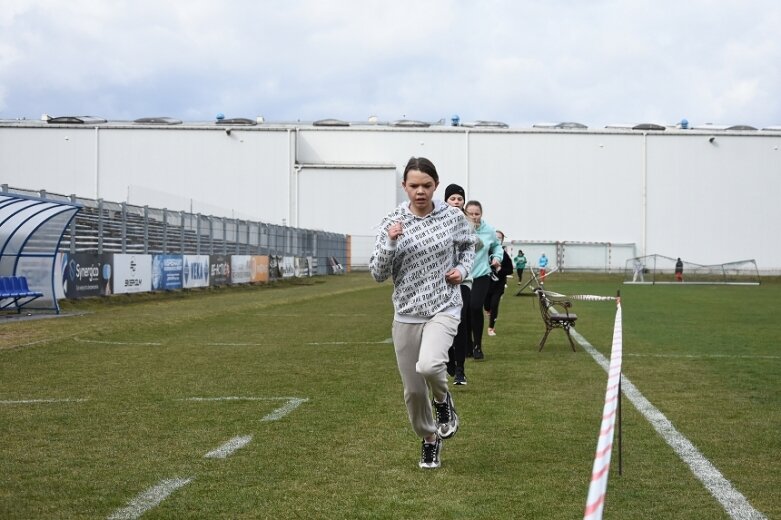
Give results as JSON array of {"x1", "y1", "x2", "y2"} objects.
[
  {"x1": 64, "y1": 252, "x2": 113, "y2": 298},
  {"x1": 152, "y1": 254, "x2": 183, "y2": 291},
  {"x1": 183, "y1": 255, "x2": 209, "y2": 288},
  {"x1": 210, "y1": 255, "x2": 231, "y2": 286},
  {"x1": 231, "y1": 255, "x2": 252, "y2": 284},
  {"x1": 268, "y1": 255, "x2": 281, "y2": 280},
  {"x1": 281, "y1": 256, "x2": 296, "y2": 278},
  {"x1": 250, "y1": 256, "x2": 269, "y2": 283},
  {"x1": 113, "y1": 254, "x2": 151, "y2": 294}
]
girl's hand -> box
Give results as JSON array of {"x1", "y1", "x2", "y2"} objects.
[
  {"x1": 445, "y1": 268, "x2": 463, "y2": 285},
  {"x1": 387, "y1": 221, "x2": 403, "y2": 240}
]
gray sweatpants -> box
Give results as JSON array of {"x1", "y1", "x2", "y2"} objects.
[{"x1": 392, "y1": 313, "x2": 460, "y2": 438}]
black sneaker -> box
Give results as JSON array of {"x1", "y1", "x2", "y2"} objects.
[
  {"x1": 473, "y1": 345, "x2": 484, "y2": 360},
  {"x1": 434, "y1": 391, "x2": 459, "y2": 439},
  {"x1": 454, "y1": 367, "x2": 467, "y2": 385},
  {"x1": 419, "y1": 437, "x2": 442, "y2": 469}
]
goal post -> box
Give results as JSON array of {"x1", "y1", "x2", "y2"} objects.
[{"x1": 624, "y1": 255, "x2": 760, "y2": 285}]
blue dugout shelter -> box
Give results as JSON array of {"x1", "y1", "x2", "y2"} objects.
[{"x1": 0, "y1": 193, "x2": 81, "y2": 313}]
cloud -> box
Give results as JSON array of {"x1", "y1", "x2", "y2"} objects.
[{"x1": 1, "y1": 0, "x2": 779, "y2": 127}]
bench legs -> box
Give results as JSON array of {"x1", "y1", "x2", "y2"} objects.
[{"x1": 538, "y1": 324, "x2": 577, "y2": 352}]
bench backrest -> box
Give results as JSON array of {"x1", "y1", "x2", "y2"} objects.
[{"x1": 535, "y1": 288, "x2": 574, "y2": 325}]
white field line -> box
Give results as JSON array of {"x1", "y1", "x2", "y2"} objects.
[
  {"x1": 204, "y1": 435, "x2": 253, "y2": 459},
  {"x1": 262, "y1": 397, "x2": 308, "y2": 422},
  {"x1": 106, "y1": 477, "x2": 193, "y2": 520},
  {"x1": 571, "y1": 328, "x2": 767, "y2": 520},
  {"x1": 72, "y1": 339, "x2": 395, "y2": 348},
  {"x1": 625, "y1": 353, "x2": 780, "y2": 360},
  {"x1": 181, "y1": 396, "x2": 309, "y2": 422},
  {"x1": 0, "y1": 398, "x2": 88, "y2": 405},
  {"x1": 3, "y1": 331, "x2": 81, "y2": 350},
  {"x1": 253, "y1": 313, "x2": 368, "y2": 317},
  {"x1": 305, "y1": 341, "x2": 391, "y2": 345},
  {"x1": 204, "y1": 342, "x2": 271, "y2": 346},
  {"x1": 75, "y1": 338, "x2": 162, "y2": 346}
]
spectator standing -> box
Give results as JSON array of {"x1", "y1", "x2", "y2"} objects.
[
  {"x1": 369, "y1": 157, "x2": 475, "y2": 469},
  {"x1": 464, "y1": 200, "x2": 503, "y2": 361},
  {"x1": 538, "y1": 252, "x2": 549, "y2": 282},
  {"x1": 675, "y1": 257, "x2": 684, "y2": 282},
  {"x1": 633, "y1": 258, "x2": 645, "y2": 282}
]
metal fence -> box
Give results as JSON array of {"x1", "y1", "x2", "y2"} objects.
[{"x1": 1, "y1": 185, "x2": 349, "y2": 276}]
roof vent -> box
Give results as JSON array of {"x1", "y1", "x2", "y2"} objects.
[
  {"x1": 554, "y1": 122, "x2": 587, "y2": 129},
  {"x1": 725, "y1": 125, "x2": 757, "y2": 131},
  {"x1": 133, "y1": 117, "x2": 182, "y2": 125},
  {"x1": 632, "y1": 123, "x2": 666, "y2": 131},
  {"x1": 215, "y1": 118, "x2": 257, "y2": 126},
  {"x1": 391, "y1": 119, "x2": 430, "y2": 128},
  {"x1": 313, "y1": 118, "x2": 350, "y2": 127},
  {"x1": 47, "y1": 116, "x2": 107, "y2": 125},
  {"x1": 471, "y1": 120, "x2": 509, "y2": 128}
]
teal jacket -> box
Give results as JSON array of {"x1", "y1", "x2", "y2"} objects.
[{"x1": 471, "y1": 220, "x2": 503, "y2": 279}]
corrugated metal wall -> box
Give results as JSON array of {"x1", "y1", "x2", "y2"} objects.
[{"x1": 2, "y1": 123, "x2": 780, "y2": 271}]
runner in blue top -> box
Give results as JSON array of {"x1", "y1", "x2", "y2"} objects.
[{"x1": 464, "y1": 200, "x2": 503, "y2": 360}]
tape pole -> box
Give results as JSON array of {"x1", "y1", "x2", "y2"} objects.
[{"x1": 584, "y1": 294, "x2": 623, "y2": 520}]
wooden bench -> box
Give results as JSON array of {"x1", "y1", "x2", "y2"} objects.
[
  {"x1": 534, "y1": 288, "x2": 578, "y2": 351},
  {"x1": 0, "y1": 276, "x2": 44, "y2": 313}
]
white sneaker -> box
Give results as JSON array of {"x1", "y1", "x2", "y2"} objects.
[
  {"x1": 419, "y1": 436, "x2": 442, "y2": 469},
  {"x1": 434, "y1": 392, "x2": 459, "y2": 439},
  {"x1": 487, "y1": 328, "x2": 496, "y2": 336}
]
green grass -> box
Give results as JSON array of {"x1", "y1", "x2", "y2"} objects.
[{"x1": 1, "y1": 273, "x2": 779, "y2": 519}]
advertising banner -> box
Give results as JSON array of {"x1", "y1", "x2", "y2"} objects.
[
  {"x1": 113, "y1": 254, "x2": 152, "y2": 294},
  {"x1": 281, "y1": 256, "x2": 296, "y2": 278},
  {"x1": 268, "y1": 255, "x2": 281, "y2": 280},
  {"x1": 231, "y1": 255, "x2": 252, "y2": 284},
  {"x1": 305, "y1": 256, "x2": 315, "y2": 277},
  {"x1": 250, "y1": 255, "x2": 269, "y2": 283},
  {"x1": 101, "y1": 254, "x2": 114, "y2": 296},
  {"x1": 182, "y1": 255, "x2": 209, "y2": 288},
  {"x1": 63, "y1": 252, "x2": 112, "y2": 298},
  {"x1": 152, "y1": 254, "x2": 183, "y2": 291},
  {"x1": 210, "y1": 255, "x2": 231, "y2": 286}
]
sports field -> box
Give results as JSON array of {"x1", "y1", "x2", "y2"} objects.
[{"x1": 1, "y1": 273, "x2": 779, "y2": 519}]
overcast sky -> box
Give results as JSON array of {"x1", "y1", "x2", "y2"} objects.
[{"x1": 2, "y1": 0, "x2": 780, "y2": 128}]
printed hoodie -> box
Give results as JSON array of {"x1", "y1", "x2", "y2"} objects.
[{"x1": 370, "y1": 200, "x2": 476, "y2": 323}]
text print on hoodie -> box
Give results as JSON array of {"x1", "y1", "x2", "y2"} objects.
[{"x1": 370, "y1": 200, "x2": 476, "y2": 322}]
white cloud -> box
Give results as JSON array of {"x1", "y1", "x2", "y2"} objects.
[{"x1": 1, "y1": 0, "x2": 779, "y2": 127}]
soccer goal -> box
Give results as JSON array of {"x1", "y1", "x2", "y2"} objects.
[{"x1": 624, "y1": 254, "x2": 760, "y2": 285}]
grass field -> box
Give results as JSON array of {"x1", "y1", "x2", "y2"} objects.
[{"x1": 1, "y1": 273, "x2": 779, "y2": 519}]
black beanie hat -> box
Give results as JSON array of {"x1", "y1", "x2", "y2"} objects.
[{"x1": 444, "y1": 183, "x2": 465, "y2": 201}]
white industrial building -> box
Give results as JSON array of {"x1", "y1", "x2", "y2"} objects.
[{"x1": 2, "y1": 116, "x2": 780, "y2": 272}]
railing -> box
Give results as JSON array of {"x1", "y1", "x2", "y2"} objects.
[{"x1": 1, "y1": 185, "x2": 349, "y2": 276}]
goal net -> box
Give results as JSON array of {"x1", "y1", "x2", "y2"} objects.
[{"x1": 624, "y1": 255, "x2": 760, "y2": 285}]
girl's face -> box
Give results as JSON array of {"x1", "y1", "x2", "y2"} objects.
[
  {"x1": 465, "y1": 204, "x2": 482, "y2": 225},
  {"x1": 402, "y1": 169, "x2": 438, "y2": 216},
  {"x1": 446, "y1": 194, "x2": 465, "y2": 209}
]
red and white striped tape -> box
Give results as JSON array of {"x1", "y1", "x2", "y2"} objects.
[
  {"x1": 543, "y1": 290, "x2": 617, "y2": 302},
  {"x1": 584, "y1": 297, "x2": 623, "y2": 520}
]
